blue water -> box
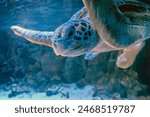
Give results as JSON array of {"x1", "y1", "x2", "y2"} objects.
[{"x1": 0, "y1": 0, "x2": 83, "y2": 30}]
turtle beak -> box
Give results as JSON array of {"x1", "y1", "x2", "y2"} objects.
[{"x1": 52, "y1": 38, "x2": 69, "y2": 56}]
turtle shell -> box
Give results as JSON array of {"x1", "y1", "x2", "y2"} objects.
[{"x1": 82, "y1": 0, "x2": 150, "y2": 48}]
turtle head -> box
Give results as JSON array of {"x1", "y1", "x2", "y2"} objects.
[
  {"x1": 52, "y1": 20, "x2": 97, "y2": 57},
  {"x1": 10, "y1": 20, "x2": 97, "y2": 58}
]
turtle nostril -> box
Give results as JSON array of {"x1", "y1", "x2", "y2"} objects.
[
  {"x1": 53, "y1": 40, "x2": 57, "y2": 43},
  {"x1": 53, "y1": 42, "x2": 57, "y2": 48}
]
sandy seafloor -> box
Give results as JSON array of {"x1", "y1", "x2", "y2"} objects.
[
  {"x1": 0, "y1": 82, "x2": 149, "y2": 100},
  {"x1": 0, "y1": 84, "x2": 96, "y2": 100}
]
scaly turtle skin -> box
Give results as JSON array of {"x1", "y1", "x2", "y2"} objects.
[{"x1": 11, "y1": 0, "x2": 150, "y2": 69}]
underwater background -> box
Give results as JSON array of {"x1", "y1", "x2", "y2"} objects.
[{"x1": 0, "y1": 0, "x2": 150, "y2": 99}]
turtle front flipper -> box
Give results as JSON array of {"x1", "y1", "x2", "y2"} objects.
[{"x1": 11, "y1": 25, "x2": 54, "y2": 47}]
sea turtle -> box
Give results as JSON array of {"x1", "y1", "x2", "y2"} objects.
[
  {"x1": 11, "y1": 0, "x2": 150, "y2": 69},
  {"x1": 82, "y1": 0, "x2": 150, "y2": 68}
]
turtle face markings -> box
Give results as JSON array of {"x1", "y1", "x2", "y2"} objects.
[
  {"x1": 52, "y1": 20, "x2": 96, "y2": 57},
  {"x1": 74, "y1": 20, "x2": 93, "y2": 41}
]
